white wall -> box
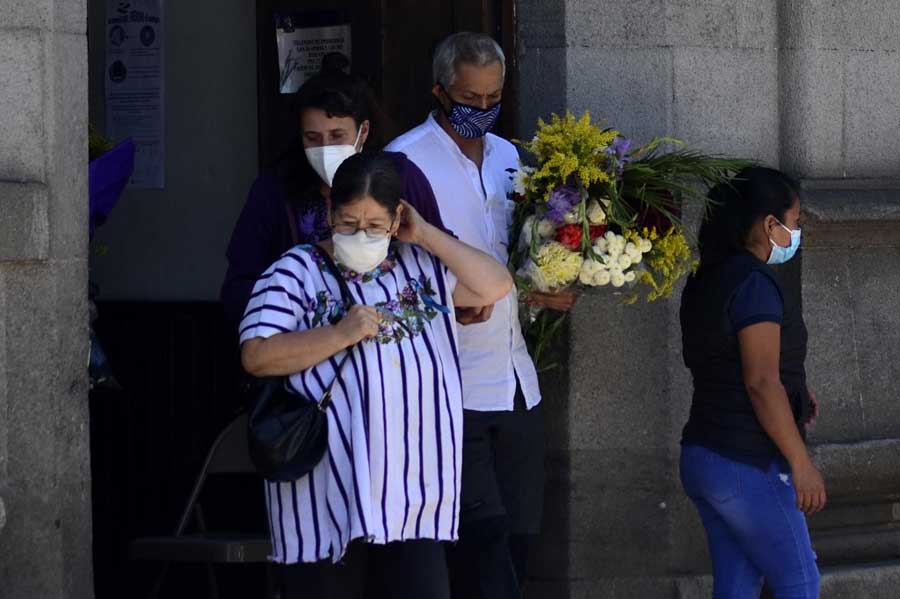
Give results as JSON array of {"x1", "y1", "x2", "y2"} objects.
[{"x1": 88, "y1": 0, "x2": 258, "y2": 301}]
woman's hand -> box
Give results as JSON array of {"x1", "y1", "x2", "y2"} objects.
[
  {"x1": 527, "y1": 289, "x2": 580, "y2": 312},
  {"x1": 791, "y1": 458, "x2": 827, "y2": 514},
  {"x1": 335, "y1": 305, "x2": 380, "y2": 345},
  {"x1": 395, "y1": 199, "x2": 431, "y2": 247}
]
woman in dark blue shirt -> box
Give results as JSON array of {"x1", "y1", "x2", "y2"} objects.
[{"x1": 679, "y1": 167, "x2": 825, "y2": 599}]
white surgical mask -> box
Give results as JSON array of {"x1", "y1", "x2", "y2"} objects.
[
  {"x1": 304, "y1": 127, "x2": 363, "y2": 187},
  {"x1": 332, "y1": 230, "x2": 391, "y2": 273}
]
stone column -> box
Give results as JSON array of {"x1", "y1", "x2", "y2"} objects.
[{"x1": 0, "y1": 1, "x2": 92, "y2": 598}]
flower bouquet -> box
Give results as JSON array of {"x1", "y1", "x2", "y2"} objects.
[{"x1": 509, "y1": 112, "x2": 751, "y2": 369}]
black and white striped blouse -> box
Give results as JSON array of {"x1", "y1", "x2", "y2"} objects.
[{"x1": 240, "y1": 243, "x2": 463, "y2": 564}]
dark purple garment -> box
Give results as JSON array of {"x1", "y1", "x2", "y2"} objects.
[{"x1": 220, "y1": 151, "x2": 449, "y2": 324}]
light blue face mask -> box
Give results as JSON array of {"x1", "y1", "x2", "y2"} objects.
[{"x1": 767, "y1": 219, "x2": 801, "y2": 265}]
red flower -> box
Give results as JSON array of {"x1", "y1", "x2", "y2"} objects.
[
  {"x1": 589, "y1": 225, "x2": 607, "y2": 240},
  {"x1": 555, "y1": 224, "x2": 608, "y2": 250},
  {"x1": 555, "y1": 225, "x2": 582, "y2": 249}
]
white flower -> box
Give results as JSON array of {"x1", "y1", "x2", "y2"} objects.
[
  {"x1": 586, "y1": 200, "x2": 607, "y2": 225},
  {"x1": 630, "y1": 253, "x2": 644, "y2": 266},
  {"x1": 511, "y1": 165, "x2": 535, "y2": 196},
  {"x1": 537, "y1": 219, "x2": 556, "y2": 238},
  {"x1": 594, "y1": 237, "x2": 609, "y2": 253},
  {"x1": 519, "y1": 216, "x2": 535, "y2": 250},
  {"x1": 617, "y1": 254, "x2": 632, "y2": 270},
  {"x1": 593, "y1": 270, "x2": 612, "y2": 286},
  {"x1": 624, "y1": 271, "x2": 636, "y2": 283},
  {"x1": 563, "y1": 209, "x2": 580, "y2": 225},
  {"x1": 640, "y1": 239, "x2": 653, "y2": 253},
  {"x1": 611, "y1": 270, "x2": 626, "y2": 288}
]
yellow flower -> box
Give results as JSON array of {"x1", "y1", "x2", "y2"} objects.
[
  {"x1": 517, "y1": 112, "x2": 619, "y2": 202},
  {"x1": 630, "y1": 227, "x2": 697, "y2": 302},
  {"x1": 534, "y1": 241, "x2": 583, "y2": 290}
]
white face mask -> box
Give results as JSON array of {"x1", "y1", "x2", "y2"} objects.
[
  {"x1": 304, "y1": 127, "x2": 363, "y2": 187},
  {"x1": 332, "y1": 230, "x2": 391, "y2": 273}
]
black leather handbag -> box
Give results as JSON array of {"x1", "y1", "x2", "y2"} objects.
[{"x1": 246, "y1": 245, "x2": 356, "y2": 482}]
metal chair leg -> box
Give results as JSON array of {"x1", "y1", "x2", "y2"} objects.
[{"x1": 148, "y1": 561, "x2": 169, "y2": 599}]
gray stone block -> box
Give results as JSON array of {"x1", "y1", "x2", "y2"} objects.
[
  {"x1": 803, "y1": 188, "x2": 900, "y2": 224},
  {"x1": 811, "y1": 439, "x2": 900, "y2": 499},
  {"x1": 0, "y1": 0, "x2": 49, "y2": 29},
  {"x1": 517, "y1": 46, "x2": 567, "y2": 139},
  {"x1": 781, "y1": 0, "x2": 900, "y2": 51},
  {"x1": 819, "y1": 560, "x2": 900, "y2": 599},
  {"x1": 566, "y1": 0, "x2": 666, "y2": 49},
  {"x1": 801, "y1": 249, "x2": 866, "y2": 443},
  {"x1": 846, "y1": 248, "x2": 900, "y2": 438},
  {"x1": 672, "y1": 47, "x2": 779, "y2": 163},
  {"x1": 0, "y1": 182, "x2": 49, "y2": 261},
  {"x1": 665, "y1": 0, "x2": 777, "y2": 50},
  {"x1": 812, "y1": 525, "x2": 900, "y2": 565},
  {"x1": 844, "y1": 51, "x2": 900, "y2": 178},
  {"x1": 566, "y1": 47, "x2": 673, "y2": 146},
  {"x1": 46, "y1": 33, "x2": 88, "y2": 260},
  {"x1": 779, "y1": 49, "x2": 845, "y2": 178},
  {"x1": 517, "y1": 0, "x2": 565, "y2": 49},
  {"x1": 0, "y1": 30, "x2": 46, "y2": 183}
]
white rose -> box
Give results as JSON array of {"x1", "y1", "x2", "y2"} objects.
[
  {"x1": 624, "y1": 271, "x2": 636, "y2": 283},
  {"x1": 630, "y1": 253, "x2": 643, "y2": 266},
  {"x1": 617, "y1": 254, "x2": 632, "y2": 269},
  {"x1": 537, "y1": 219, "x2": 556, "y2": 238},
  {"x1": 586, "y1": 200, "x2": 607, "y2": 225},
  {"x1": 563, "y1": 209, "x2": 580, "y2": 225},
  {"x1": 611, "y1": 271, "x2": 626, "y2": 288},
  {"x1": 593, "y1": 270, "x2": 611, "y2": 286}
]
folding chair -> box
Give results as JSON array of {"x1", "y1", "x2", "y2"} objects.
[{"x1": 131, "y1": 412, "x2": 275, "y2": 599}]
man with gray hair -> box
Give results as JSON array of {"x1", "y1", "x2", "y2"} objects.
[{"x1": 387, "y1": 31, "x2": 576, "y2": 599}]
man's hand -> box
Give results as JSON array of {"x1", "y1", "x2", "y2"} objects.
[
  {"x1": 527, "y1": 289, "x2": 580, "y2": 312},
  {"x1": 455, "y1": 305, "x2": 494, "y2": 325}
]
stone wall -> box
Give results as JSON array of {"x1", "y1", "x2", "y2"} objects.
[
  {"x1": 517, "y1": 1, "x2": 900, "y2": 597},
  {"x1": 0, "y1": 1, "x2": 93, "y2": 598}
]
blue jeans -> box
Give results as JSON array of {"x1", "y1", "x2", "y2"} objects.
[{"x1": 680, "y1": 444, "x2": 820, "y2": 599}]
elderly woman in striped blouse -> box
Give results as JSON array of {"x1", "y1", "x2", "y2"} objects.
[{"x1": 240, "y1": 151, "x2": 513, "y2": 599}]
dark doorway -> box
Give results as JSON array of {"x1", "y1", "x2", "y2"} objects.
[{"x1": 89, "y1": 2, "x2": 517, "y2": 599}]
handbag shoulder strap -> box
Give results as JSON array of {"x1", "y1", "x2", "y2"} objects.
[{"x1": 315, "y1": 245, "x2": 356, "y2": 308}]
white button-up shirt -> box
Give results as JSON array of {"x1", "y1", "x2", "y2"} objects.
[{"x1": 386, "y1": 113, "x2": 541, "y2": 412}]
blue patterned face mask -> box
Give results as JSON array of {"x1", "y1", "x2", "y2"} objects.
[
  {"x1": 767, "y1": 219, "x2": 801, "y2": 265},
  {"x1": 440, "y1": 88, "x2": 501, "y2": 139}
]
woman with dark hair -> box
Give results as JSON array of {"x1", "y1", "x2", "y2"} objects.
[
  {"x1": 679, "y1": 167, "x2": 825, "y2": 599},
  {"x1": 221, "y1": 55, "x2": 447, "y2": 324},
  {"x1": 240, "y1": 152, "x2": 512, "y2": 598}
]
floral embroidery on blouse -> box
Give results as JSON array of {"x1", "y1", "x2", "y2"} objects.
[
  {"x1": 309, "y1": 290, "x2": 345, "y2": 327},
  {"x1": 310, "y1": 245, "x2": 399, "y2": 284},
  {"x1": 373, "y1": 275, "x2": 447, "y2": 344}
]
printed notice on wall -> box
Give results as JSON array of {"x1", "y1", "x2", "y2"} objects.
[
  {"x1": 105, "y1": 0, "x2": 164, "y2": 189},
  {"x1": 276, "y1": 12, "x2": 351, "y2": 94}
]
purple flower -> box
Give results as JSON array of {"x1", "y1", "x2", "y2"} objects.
[
  {"x1": 545, "y1": 185, "x2": 581, "y2": 225},
  {"x1": 606, "y1": 137, "x2": 633, "y2": 174}
]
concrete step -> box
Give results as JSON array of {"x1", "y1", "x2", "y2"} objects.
[
  {"x1": 812, "y1": 523, "x2": 900, "y2": 565},
  {"x1": 809, "y1": 439, "x2": 900, "y2": 501},
  {"x1": 676, "y1": 560, "x2": 900, "y2": 599}
]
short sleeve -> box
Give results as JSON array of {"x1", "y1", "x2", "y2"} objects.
[
  {"x1": 728, "y1": 271, "x2": 784, "y2": 333},
  {"x1": 239, "y1": 250, "x2": 317, "y2": 344}
]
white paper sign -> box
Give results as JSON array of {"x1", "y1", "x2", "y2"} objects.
[
  {"x1": 105, "y1": 0, "x2": 165, "y2": 189},
  {"x1": 277, "y1": 21, "x2": 351, "y2": 94}
]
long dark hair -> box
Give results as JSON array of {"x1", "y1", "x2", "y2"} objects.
[
  {"x1": 331, "y1": 152, "x2": 402, "y2": 214},
  {"x1": 698, "y1": 167, "x2": 799, "y2": 268}
]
